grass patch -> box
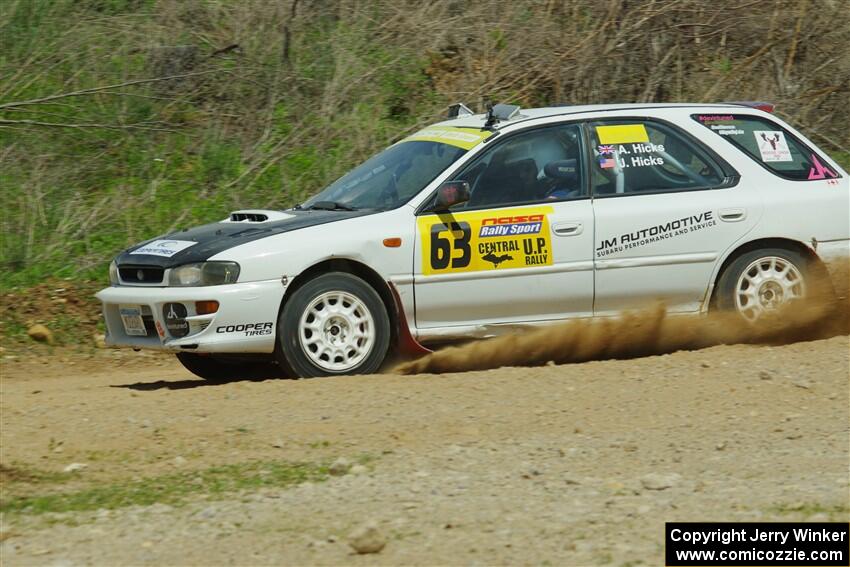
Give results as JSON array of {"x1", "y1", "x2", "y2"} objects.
[
  {"x1": 0, "y1": 464, "x2": 75, "y2": 486},
  {"x1": 770, "y1": 501, "x2": 850, "y2": 520},
  {"x1": 0, "y1": 459, "x2": 330, "y2": 516}
]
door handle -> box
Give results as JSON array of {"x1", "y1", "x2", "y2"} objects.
[
  {"x1": 719, "y1": 208, "x2": 747, "y2": 222},
  {"x1": 553, "y1": 222, "x2": 583, "y2": 236}
]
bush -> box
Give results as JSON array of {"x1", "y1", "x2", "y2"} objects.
[{"x1": 1, "y1": 0, "x2": 848, "y2": 286}]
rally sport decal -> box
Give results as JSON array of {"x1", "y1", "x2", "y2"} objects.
[{"x1": 418, "y1": 207, "x2": 553, "y2": 275}]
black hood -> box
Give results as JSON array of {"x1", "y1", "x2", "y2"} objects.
[{"x1": 115, "y1": 209, "x2": 374, "y2": 268}]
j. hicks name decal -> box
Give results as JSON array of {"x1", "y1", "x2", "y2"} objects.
[{"x1": 597, "y1": 142, "x2": 668, "y2": 170}]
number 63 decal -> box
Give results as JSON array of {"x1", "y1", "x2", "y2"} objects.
[{"x1": 429, "y1": 221, "x2": 471, "y2": 270}]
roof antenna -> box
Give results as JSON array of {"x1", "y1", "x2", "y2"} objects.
[
  {"x1": 482, "y1": 102, "x2": 521, "y2": 131},
  {"x1": 483, "y1": 101, "x2": 497, "y2": 131}
]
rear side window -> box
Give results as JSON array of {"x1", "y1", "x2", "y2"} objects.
[
  {"x1": 587, "y1": 119, "x2": 727, "y2": 196},
  {"x1": 692, "y1": 114, "x2": 840, "y2": 181}
]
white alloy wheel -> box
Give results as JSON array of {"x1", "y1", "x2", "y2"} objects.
[
  {"x1": 298, "y1": 290, "x2": 375, "y2": 372},
  {"x1": 734, "y1": 256, "x2": 805, "y2": 322}
]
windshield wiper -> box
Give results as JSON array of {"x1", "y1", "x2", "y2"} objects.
[{"x1": 307, "y1": 201, "x2": 358, "y2": 211}]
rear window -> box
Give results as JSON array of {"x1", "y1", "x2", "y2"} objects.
[{"x1": 692, "y1": 114, "x2": 840, "y2": 181}]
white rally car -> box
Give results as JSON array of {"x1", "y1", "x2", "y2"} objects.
[{"x1": 97, "y1": 102, "x2": 849, "y2": 379}]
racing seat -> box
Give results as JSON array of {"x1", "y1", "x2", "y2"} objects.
[
  {"x1": 543, "y1": 159, "x2": 581, "y2": 199},
  {"x1": 468, "y1": 157, "x2": 538, "y2": 207}
]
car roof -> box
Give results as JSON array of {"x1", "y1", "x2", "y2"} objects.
[{"x1": 435, "y1": 102, "x2": 760, "y2": 130}]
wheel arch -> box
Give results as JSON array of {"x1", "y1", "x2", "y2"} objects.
[
  {"x1": 707, "y1": 237, "x2": 826, "y2": 310},
  {"x1": 277, "y1": 258, "x2": 399, "y2": 349}
]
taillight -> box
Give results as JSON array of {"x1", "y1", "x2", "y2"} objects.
[{"x1": 728, "y1": 101, "x2": 775, "y2": 113}]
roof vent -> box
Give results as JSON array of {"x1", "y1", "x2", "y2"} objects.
[{"x1": 230, "y1": 212, "x2": 268, "y2": 222}]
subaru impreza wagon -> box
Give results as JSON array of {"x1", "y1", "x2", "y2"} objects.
[{"x1": 97, "y1": 102, "x2": 849, "y2": 379}]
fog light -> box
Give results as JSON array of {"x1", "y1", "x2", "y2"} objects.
[{"x1": 195, "y1": 300, "x2": 219, "y2": 315}]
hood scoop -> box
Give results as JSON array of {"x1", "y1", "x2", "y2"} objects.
[{"x1": 223, "y1": 209, "x2": 294, "y2": 223}]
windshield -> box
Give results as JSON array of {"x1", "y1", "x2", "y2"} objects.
[{"x1": 302, "y1": 127, "x2": 490, "y2": 210}]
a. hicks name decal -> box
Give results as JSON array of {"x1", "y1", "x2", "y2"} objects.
[
  {"x1": 597, "y1": 142, "x2": 667, "y2": 170},
  {"x1": 595, "y1": 211, "x2": 716, "y2": 258},
  {"x1": 594, "y1": 124, "x2": 674, "y2": 171},
  {"x1": 418, "y1": 207, "x2": 553, "y2": 275}
]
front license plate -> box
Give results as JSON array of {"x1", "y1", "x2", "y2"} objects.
[{"x1": 119, "y1": 305, "x2": 147, "y2": 336}]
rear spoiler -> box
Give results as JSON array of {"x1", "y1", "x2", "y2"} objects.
[{"x1": 726, "y1": 101, "x2": 775, "y2": 113}]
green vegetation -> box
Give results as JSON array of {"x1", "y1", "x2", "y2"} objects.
[
  {"x1": 770, "y1": 501, "x2": 850, "y2": 521},
  {"x1": 1, "y1": 0, "x2": 848, "y2": 291},
  {"x1": 1, "y1": 459, "x2": 329, "y2": 516}
]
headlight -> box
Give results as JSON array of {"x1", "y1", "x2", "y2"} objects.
[
  {"x1": 168, "y1": 262, "x2": 240, "y2": 286},
  {"x1": 108, "y1": 260, "x2": 119, "y2": 284}
]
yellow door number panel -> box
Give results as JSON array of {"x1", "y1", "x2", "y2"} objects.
[{"x1": 418, "y1": 206, "x2": 554, "y2": 275}]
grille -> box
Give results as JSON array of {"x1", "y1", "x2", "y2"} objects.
[
  {"x1": 142, "y1": 314, "x2": 157, "y2": 336},
  {"x1": 119, "y1": 266, "x2": 164, "y2": 284}
]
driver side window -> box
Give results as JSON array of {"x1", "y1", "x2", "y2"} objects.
[
  {"x1": 588, "y1": 120, "x2": 724, "y2": 196},
  {"x1": 452, "y1": 123, "x2": 586, "y2": 210}
]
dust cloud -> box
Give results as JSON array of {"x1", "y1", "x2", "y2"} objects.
[{"x1": 395, "y1": 264, "x2": 849, "y2": 375}]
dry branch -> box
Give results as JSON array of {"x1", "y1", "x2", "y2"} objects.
[
  {"x1": 0, "y1": 119, "x2": 180, "y2": 133},
  {"x1": 0, "y1": 69, "x2": 225, "y2": 110}
]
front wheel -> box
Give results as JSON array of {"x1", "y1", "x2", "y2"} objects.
[
  {"x1": 276, "y1": 272, "x2": 390, "y2": 378},
  {"x1": 716, "y1": 248, "x2": 807, "y2": 322}
]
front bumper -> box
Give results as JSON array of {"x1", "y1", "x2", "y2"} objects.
[{"x1": 96, "y1": 279, "x2": 286, "y2": 353}]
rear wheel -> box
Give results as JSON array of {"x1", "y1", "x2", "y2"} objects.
[
  {"x1": 716, "y1": 248, "x2": 807, "y2": 322},
  {"x1": 276, "y1": 272, "x2": 390, "y2": 378},
  {"x1": 175, "y1": 352, "x2": 285, "y2": 382}
]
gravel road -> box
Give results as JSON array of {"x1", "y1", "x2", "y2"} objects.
[{"x1": 1, "y1": 336, "x2": 848, "y2": 566}]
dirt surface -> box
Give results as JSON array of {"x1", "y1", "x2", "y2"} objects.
[{"x1": 1, "y1": 336, "x2": 848, "y2": 566}]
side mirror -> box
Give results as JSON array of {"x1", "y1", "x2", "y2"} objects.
[{"x1": 433, "y1": 180, "x2": 470, "y2": 210}]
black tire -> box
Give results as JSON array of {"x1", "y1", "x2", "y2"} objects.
[
  {"x1": 175, "y1": 352, "x2": 286, "y2": 382},
  {"x1": 276, "y1": 272, "x2": 391, "y2": 378},
  {"x1": 715, "y1": 247, "x2": 808, "y2": 322}
]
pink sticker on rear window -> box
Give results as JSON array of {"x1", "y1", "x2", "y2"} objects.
[{"x1": 808, "y1": 154, "x2": 838, "y2": 180}]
